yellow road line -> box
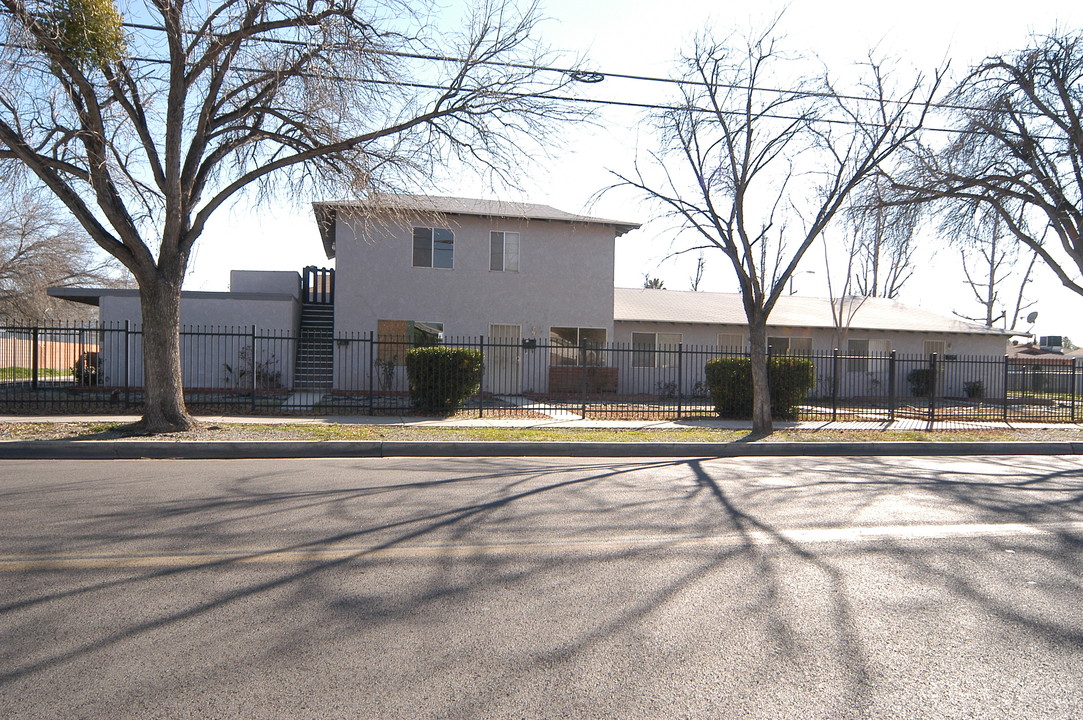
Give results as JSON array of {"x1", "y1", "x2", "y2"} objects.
[{"x1": 2, "y1": 520, "x2": 1082, "y2": 571}]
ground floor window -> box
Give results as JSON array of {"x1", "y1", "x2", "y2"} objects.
[
  {"x1": 768, "y1": 336, "x2": 813, "y2": 355},
  {"x1": 924, "y1": 339, "x2": 947, "y2": 357},
  {"x1": 377, "y1": 319, "x2": 443, "y2": 365},
  {"x1": 632, "y1": 332, "x2": 683, "y2": 368},
  {"x1": 550, "y1": 326, "x2": 606, "y2": 366},
  {"x1": 845, "y1": 338, "x2": 893, "y2": 372},
  {"x1": 717, "y1": 333, "x2": 745, "y2": 351}
]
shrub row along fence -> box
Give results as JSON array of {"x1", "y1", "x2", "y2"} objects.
[{"x1": 1, "y1": 322, "x2": 1080, "y2": 423}]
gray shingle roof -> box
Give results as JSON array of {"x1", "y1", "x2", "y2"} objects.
[
  {"x1": 614, "y1": 288, "x2": 1013, "y2": 336},
  {"x1": 313, "y1": 194, "x2": 641, "y2": 257}
]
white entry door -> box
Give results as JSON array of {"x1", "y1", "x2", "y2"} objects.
[{"x1": 488, "y1": 324, "x2": 522, "y2": 395}]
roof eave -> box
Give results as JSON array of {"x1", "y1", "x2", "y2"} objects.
[
  {"x1": 316, "y1": 198, "x2": 640, "y2": 237},
  {"x1": 312, "y1": 203, "x2": 337, "y2": 259}
]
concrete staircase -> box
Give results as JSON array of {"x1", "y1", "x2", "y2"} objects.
[{"x1": 294, "y1": 303, "x2": 334, "y2": 389}]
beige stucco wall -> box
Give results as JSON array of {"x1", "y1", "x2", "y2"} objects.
[
  {"x1": 332, "y1": 211, "x2": 619, "y2": 391},
  {"x1": 612, "y1": 320, "x2": 1011, "y2": 399},
  {"x1": 229, "y1": 270, "x2": 301, "y2": 298},
  {"x1": 97, "y1": 292, "x2": 300, "y2": 389}
]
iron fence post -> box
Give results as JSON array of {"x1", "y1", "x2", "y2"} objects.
[
  {"x1": 1072, "y1": 358, "x2": 1077, "y2": 423},
  {"x1": 677, "y1": 343, "x2": 684, "y2": 420},
  {"x1": 580, "y1": 339, "x2": 588, "y2": 418},
  {"x1": 831, "y1": 348, "x2": 839, "y2": 423},
  {"x1": 1002, "y1": 354, "x2": 1009, "y2": 424},
  {"x1": 888, "y1": 350, "x2": 897, "y2": 423},
  {"x1": 928, "y1": 353, "x2": 937, "y2": 428},
  {"x1": 31, "y1": 326, "x2": 39, "y2": 391},
  {"x1": 367, "y1": 331, "x2": 375, "y2": 416},
  {"x1": 478, "y1": 335, "x2": 485, "y2": 418},
  {"x1": 250, "y1": 326, "x2": 257, "y2": 412},
  {"x1": 123, "y1": 321, "x2": 131, "y2": 409}
]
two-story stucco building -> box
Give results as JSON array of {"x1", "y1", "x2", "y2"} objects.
[
  {"x1": 313, "y1": 194, "x2": 640, "y2": 393},
  {"x1": 51, "y1": 193, "x2": 1015, "y2": 399}
]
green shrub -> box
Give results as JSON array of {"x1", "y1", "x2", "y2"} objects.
[
  {"x1": 963, "y1": 380, "x2": 984, "y2": 399},
  {"x1": 704, "y1": 356, "x2": 815, "y2": 419},
  {"x1": 405, "y1": 346, "x2": 483, "y2": 412},
  {"x1": 907, "y1": 368, "x2": 935, "y2": 397}
]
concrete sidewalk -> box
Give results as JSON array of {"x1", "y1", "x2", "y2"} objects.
[
  {"x1": 2, "y1": 413, "x2": 1081, "y2": 460},
  {"x1": 3, "y1": 413, "x2": 1082, "y2": 432}
]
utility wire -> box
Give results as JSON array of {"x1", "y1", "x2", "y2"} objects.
[
  {"x1": 118, "y1": 19, "x2": 969, "y2": 114},
  {"x1": 0, "y1": 15, "x2": 1064, "y2": 136},
  {"x1": 0, "y1": 11, "x2": 1028, "y2": 117}
]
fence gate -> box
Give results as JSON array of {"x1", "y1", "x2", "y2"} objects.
[{"x1": 487, "y1": 324, "x2": 522, "y2": 395}]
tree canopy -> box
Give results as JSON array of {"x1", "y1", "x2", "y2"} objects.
[
  {"x1": 0, "y1": 0, "x2": 580, "y2": 431},
  {"x1": 615, "y1": 25, "x2": 936, "y2": 434}
]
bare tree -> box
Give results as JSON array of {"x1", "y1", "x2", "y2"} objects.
[
  {"x1": 896, "y1": 30, "x2": 1083, "y2": 301},
  {"x1": 942, "y1": 202, "x2": 1037, "y2": 329},
  {"x1": 614, "y1": 26, "x2": 936, "y2": 435},
  {"x1": 848, "y1": 174, "x2": 919, "y2": 298},
  {"x1": 0, "y1": 187, "x2": 125, "y2": 323},
  {"x1": 821, "y1": 231, "x2": 868, "y2": 350},
  {"x1": 689, "y1": 251, "x2": 706, "y2": 290},
  {"x1": 643, "y1": 274, "x2": 665, "y2": 289},
  {"x1": 0, "y1": 0, "x2": 580, "y2": 431}
]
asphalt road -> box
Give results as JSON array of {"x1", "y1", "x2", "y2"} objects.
[{"x1": 1, "y1": 455, "x2": 1082, "y2": 719}]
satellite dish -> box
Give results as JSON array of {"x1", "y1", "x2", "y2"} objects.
[{"x1": 1026, "y1": 311, "x2": 1039, "y2": 324}]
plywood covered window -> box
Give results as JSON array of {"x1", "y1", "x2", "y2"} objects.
[{"x1": 377, "y1": 320, "x2": 443, "y2": 365}]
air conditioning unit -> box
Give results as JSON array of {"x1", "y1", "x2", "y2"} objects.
[{"x1": 1039, "y1": 335, "x2": 1064, "y2": 352}]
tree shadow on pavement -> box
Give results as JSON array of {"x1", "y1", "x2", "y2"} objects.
[{"x1": 2, "y1": 455, "x2": 1083, "y2": 717}]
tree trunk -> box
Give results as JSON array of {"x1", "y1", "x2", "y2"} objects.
[
  {"x1": 747, "y1": 313, "x2": 773, "y2": 437},
  {"x1": 136, "y1": 277, "x2": 196, "y2": 432}
]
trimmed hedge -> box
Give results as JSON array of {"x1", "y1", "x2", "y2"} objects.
[
  {"x1": 405, "y1": 346, "x2": 483, "y2": 412},
  {"x1": 704, "y1": 356, "x2": 816, "y2": 419}
]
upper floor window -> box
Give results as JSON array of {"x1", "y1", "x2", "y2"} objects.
[
  {"x1": 490, "y1": 231, "x2": 520, "y2": 272},
  {"x1": 413, "y1": 227, "x2": 454, "y2": 269}
]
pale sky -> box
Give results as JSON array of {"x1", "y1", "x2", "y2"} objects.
[{"x1": 184, "y1": 0, "x2": 1083, "y2": 342}]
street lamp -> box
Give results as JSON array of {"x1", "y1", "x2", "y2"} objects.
[{"x1": 789, "y1": 270, "x2": 816, "y2": 295}]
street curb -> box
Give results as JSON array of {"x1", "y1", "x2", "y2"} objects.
[{"x1": 1, "y1": 440, "x2": 1082, "y2": 459}]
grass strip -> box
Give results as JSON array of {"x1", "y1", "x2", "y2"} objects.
[{"x1": 1, "y1": 421, "x2": 1079, "y2": 444}]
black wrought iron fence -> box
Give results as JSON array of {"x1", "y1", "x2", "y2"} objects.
[{"x1": 1, "y1": 321, "x2": 1079, "y2": 424}]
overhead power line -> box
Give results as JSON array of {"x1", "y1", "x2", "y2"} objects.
[
  {"x1": 109, "y1": 19, "x2": 994, "y2": 118},
  {"x1": 0, "y1": 13, "x2": 1064, "y2": 135}
]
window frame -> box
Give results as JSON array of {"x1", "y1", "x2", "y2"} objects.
[
  {"x1": 924, "y1": 339, "x2": 947, "y2": 357},
  {"x1": 717, "y1": 333, "x2": 745, "y2": 352},
  {"x1": 632, "y1": 331, "x2": 683, "y2": 368},
  {"x1": 412, "y1": 227, "x2": 454, "y2": 269},
  {"x1": 768, "y1": 336, "x2": 813, "y2": 356},
  {"x1": 846, "y1": 338, "x2": 870, "y2": 373},
  {"x1": 490, "y1": 231, "x2": 521, "y2": 272},
  {"x1": 377, "y1": 319, "x2": 444, "y2": 365},
  {"x1": 550, "y1": 326, "x2": 607, "y2": 366}
]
